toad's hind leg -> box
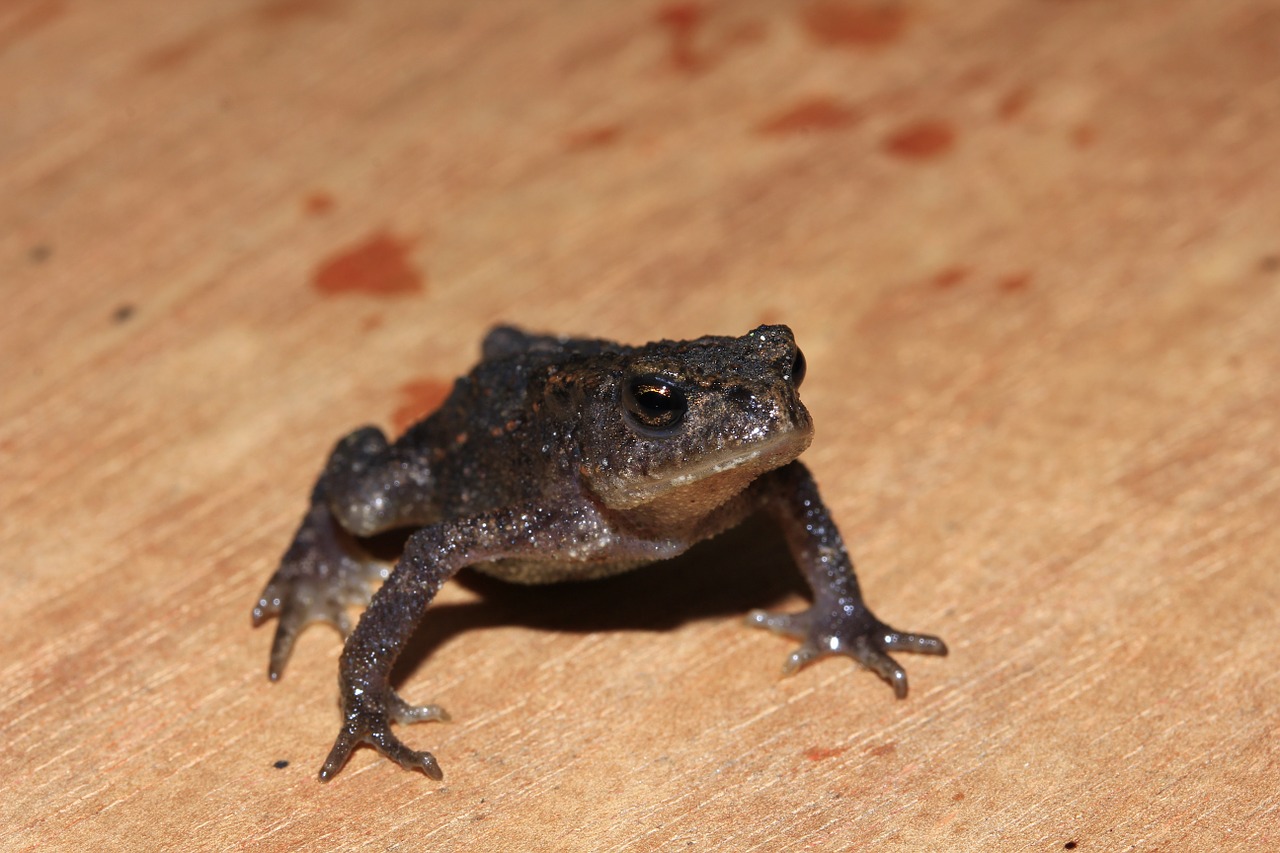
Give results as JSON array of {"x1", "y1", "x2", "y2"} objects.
[{"x1": 252, "y1": 426, "x2": 436, "y2": 680}]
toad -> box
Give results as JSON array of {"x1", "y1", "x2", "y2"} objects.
[{"x1": 252, "y1": 325, "x2": 946, "y2": 781}]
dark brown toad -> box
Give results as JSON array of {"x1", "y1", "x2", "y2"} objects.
[{"x1": 252, "y1": 325, "x2": 946, "y2": 781}]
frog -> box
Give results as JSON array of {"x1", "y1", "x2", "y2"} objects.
[{"x1": 252, "y1": 324, "x2": 947, "y2": 782}]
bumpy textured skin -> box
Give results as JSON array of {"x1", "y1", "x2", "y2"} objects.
[{"x1": 252, "y1": 325, "x2": 946, "y2": 782}]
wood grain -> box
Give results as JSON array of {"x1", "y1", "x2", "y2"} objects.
[{"x1": 3, "y1": 0, "x2": 1278, "y2": 849}]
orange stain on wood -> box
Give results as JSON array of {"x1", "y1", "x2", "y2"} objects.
[
  {"x1": 138, "y1": 30, "x2": 215, "y2": 73},
  {"x1": 997, "y1": 86, "x2": 1033, "y2": 121},
  {"x1": 883, "y1": 119, "x2": 956, "y2": 161},
  {"x1": 312, "y1": 232, "x2": 424, "y2": 297},
  {"x1": 655, "y1": 2, "x2": 708, "y2": 73},
  {"x1": 558, "y1": 30, "x2": 636, "y2": 75},
  {"x1": 998, "y1": 271, "x2": 1032, "y2": 292},
  {"x1": 804, "y1": 746, "x2": 848, "y2": 761},
  {"x1": 726, "y1": 18, "x2": 768, "y2": 46},
  {"x1": 564, "y1": 124, "x2": 623, "y2": 151},
  {"x1": 256, "y1": 0, "x2": 336, "y2": 25},
  {"x1": 304, "y1": 191, "x2": 335, "y2": 215},
  {"x1": 956, "y1": 64, "x2": 996, "y2": 92},
  {"x1": 0, "y1": 0, "x2": 66, "y2": 49},
  {"x1": 932, "y1": 266, "x2": 971, "y2": 289},
  {"x1": 1071, "y1": 123, "x2": 1097, "y2": 148},
  {"x1": 757, "y1": 97, "x2": 861, "y2": 136},
  {"x1": 801, "y1": 2, "x2": 908, "y2": 49},
  {"x1": 392, "y1": 378, "x2": 453, "y2": 434}
]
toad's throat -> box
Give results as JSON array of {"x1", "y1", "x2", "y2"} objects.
[{"x1": 599, "y1": 427, "x2": 813, "y2": 514}]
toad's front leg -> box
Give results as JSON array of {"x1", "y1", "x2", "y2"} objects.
[
  {"x1": 747, "y1": 461, "x2": 947, "y2": 697},
  {"x1": 318, "y1": 504, "x2": 597, "y2": 782}
]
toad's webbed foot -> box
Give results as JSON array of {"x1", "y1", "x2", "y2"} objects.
[
  {"x1": 746, "y1": 605, "x2": 947, "y2": 698},
  {"x1": 319, "y1": 688, "x2": 450, "y2": 782},
  {"x1": 251, "y1": 504, "x2": 388, "y2": 681}
]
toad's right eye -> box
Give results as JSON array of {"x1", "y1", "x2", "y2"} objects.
[
  {"x1": 789, "y1": 348, "x2": 806, "y2": 388},
  {"x1": 622, "y1": 375, "x2": 687, "y2": 434}
]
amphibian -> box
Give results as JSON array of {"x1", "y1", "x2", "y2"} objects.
[{"x1": 252, "y1": 325, "x2": 946, "y2": 781}]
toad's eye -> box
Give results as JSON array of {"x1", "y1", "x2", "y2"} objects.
[
  {"x1": 790, "y1": 349, "x2": 806, "y2": 388},
  {"x1": 622, "y1": 375, "x2": 687, "y2": 434}
]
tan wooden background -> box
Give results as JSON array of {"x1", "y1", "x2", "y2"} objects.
[{"x1": 3, "y1": 1, "x2": 1278, "y2": 850}]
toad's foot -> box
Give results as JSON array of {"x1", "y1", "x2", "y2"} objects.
[
  {"x1": 746, "y1": 606, "x2": 946, "y2": 698},
  {"x1": 251, "y1": 505, "x2": 388, "y2": 680},
  {"x1": 319, "y1": 690, "x2": 450, "y2": 782}
]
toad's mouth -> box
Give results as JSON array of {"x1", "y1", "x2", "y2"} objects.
[{"x1": 601, "y1": 424, "x2": 814, "y2": 511}]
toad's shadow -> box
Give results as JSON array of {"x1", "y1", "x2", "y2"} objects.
[{"x1": 370, "y1": 518, "x2": 808, "y2": 687}]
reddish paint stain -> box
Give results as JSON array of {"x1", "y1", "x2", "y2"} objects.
[
  {"x1": 953, "y1": 792, "x2": 966, "y2": 802},
  {"x1": 867, "y1": 742, "x2": 897, "y2": 757},
  {"x1": 932, "y1": 265, "x2": 970, "y2": 289},
  {"x1": 392, "y1": 378, "x2": 453, "y2": 434},
  {"x1": 1071, "y1": 123, "x2": 1097, "y2": 148},
  {"x1": 804, "y1": 746, "x2": 848, "y2": 761},
  {"x1": 257, "y1": 0, "x2": 336, "y2": 24},
  {"x1": 801, "y1": 2, "x2": 908, "y2": 49},
  {"x1": 361, "y1": 313, "x2": 384, "y2": 332},
  {"x1": 138, "y1": 30, "x2": 215, "y2": 73},
  {"x1": 304, "y1": 191, "x2": 335, "y2": 215},
  {"x1": 0, "y1": 0, "x2": 66, "y2": 49},
  {"x1": 883, "y1": 119, "x2": 956, "y2": 161},
  {"x1": 727, "y1": 18, "x2": 768, "y2": 46},
  {"x1": 655, "y1": 2, "x2": 708, "y2": 73},
  {"x1": 757, "y1": 97, "x2": 861, "y2": 136},
  {"x1": 998, "y1": 271, "x2": 1032, "y2": 293},
  {"x1": 559, "y1": 30, "x2": 637, "y2": 75},
  {"x1": 312, "y1": 232, "x2": 424, "y2": 297},
  {"x1": 997, "y1": 86, "x2": 1033, "y2": 121},
  {"x1": 564, "y1": 124, "x2": 623, "y2": 151},
  {"x1": 956, "y1": 64, "x2": 996, "y2": 91}
]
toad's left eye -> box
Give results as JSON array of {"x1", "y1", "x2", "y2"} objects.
[
  {"x1": 789, "y1": 349, "x2": 806, "y2": 388},
  {"x1": 623, "y1": 375, "x2": 687, "y2": 434}
]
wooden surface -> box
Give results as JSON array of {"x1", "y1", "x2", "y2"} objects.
[{"x1": 3, "y1": 0, "x2": 1278, "y2": 849}]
